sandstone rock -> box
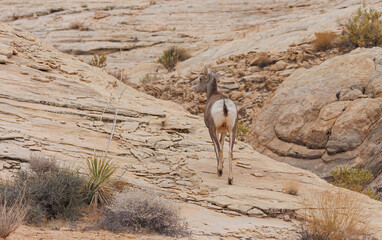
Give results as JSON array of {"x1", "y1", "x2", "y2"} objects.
[
  {"x1": 270, "y1": 60, "x2": 288, "y2": 71},
  {"x1": 0, "y1": 43, "x2": 14, "y2": 58},
  {"x1": 250, "y1": 48, "x2": 382, "y2": 180},
  {"x1": 231, "y1": 90, "x2": 244, "y2": 101},
  {"x1": 0, "y1": 54, "x2": 9, "y2": 64},
  {"x1": 242, "y1": 74, "x2": 266, "y2": 83},
  {"x1": 93, "y1": 11, "x2": 111, "y2": 19}
]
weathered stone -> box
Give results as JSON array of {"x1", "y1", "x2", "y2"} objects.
[
  {"x1": 93, "y1": 11, "x2": 111, "y2": 19},
  {"x1": 250, "y1": 48, "x2": 382, "y2": 179},
  {"x1": 270, "y1": 60, "x2": 288, "y2": 71},
  {"x1": 0, "y1": 55, "x2": 8, "y2": 64}
]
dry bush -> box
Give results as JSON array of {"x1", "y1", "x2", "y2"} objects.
[
  {"x1": 300, "y1": 190, "x2": 371, "y2": 240},
  {"x1": 89, "y1": 52, "x2": 107, "y2": 68},
  {"x1": 312, "y1": 32, "x2": 337, "y2": 51},
  {"x1": 339, "y1": 5, "x2": 382, "y2": 48},
  {"x1": 99, "y1": 189, "x2": 190, "y2": 237},
  {"x1": 69, "y1": 22, "x2": 85, "y2": 30},
  {"x1": 283, "y1": 180, "x2": 299, "y2": 196},
  {"x1": 157, "y1": 47, "x2": 191, "y2": 70},
  {"x1": 0, "y1": 156, "x2": 87, "y2": 225},
  {"x1": 29, "y1": 154, "x2": 58, "y2": 174},
  {"x1": 0, "y1": 197, "x2": 28, "y2": 239},
  {"x1": 330, "y1": 166, "x2": 377, "y2": 199},
  {"x1": 140, "y1": 73, "x2": 159, "y2": 84},
  {"x1": 108, "y1": 69, "x2": 129, "y2": 83}
]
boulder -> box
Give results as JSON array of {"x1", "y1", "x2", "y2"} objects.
[{"x1": 249, "y1": 48, "x2": 382, "y2": 180}]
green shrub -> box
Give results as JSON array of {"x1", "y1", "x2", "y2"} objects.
[
  {"x1": 157, "y1": 47, "x2": 191, "y2": 70},
  {"x1": 339, "y1": 5, "x2": 382, "y2": 48},
  {"x1": 89, "y1": 52, "x2": 107, "y2": 68},
  {"x1": 330, "y1": 166, "x2": 377, "y2": 199},
  {"x1": 99, "y1": 189, "x2": 190, "y2": 237},
  {"x1": 236, "y1": 120, "x2": 249, "y2": 137},
  {"x1": 84, "y1": 154, "x2": 116, "y2": 207}
]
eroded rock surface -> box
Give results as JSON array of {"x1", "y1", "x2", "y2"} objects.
[
  {"x1": 1, "y1": 23, "x2": 382, "y2": 239},
  {"x1": 249, "y1": 48, "x2": 382, "y2": 183},
  {"x1": 2, "y1": 0, "x2": 381, "y2": 83}
]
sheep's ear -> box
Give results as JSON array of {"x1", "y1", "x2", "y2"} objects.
[{"x1": 202, "y1": 66, "x2": 208, "y2": 77}]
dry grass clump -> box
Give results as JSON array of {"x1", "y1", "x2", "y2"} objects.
[
  {"x1": 99, "y1": 189, "x2": 191, "y2": 237},
  {"x1": 339, "y1": 5, "x2": 382, "y2": 48},
  {"x1": 236, "y1": 120, "x2": 249, "y2": 137},
  {"x1": 157, "y1": 47, "x2": 191, "y2": 70},
  {"x1": 84, "y1": 154, "x2": 117, "y2": 208},
  {"x1": 283, "y1": 180, "x2": 300, "y2": 196},
  {"x1": 312, "y1": 32, "x2": 337, "y2": 51},
  {"x1": 29, "y1": 154, "x2": 58, "y2": 174},
  {"x1": 89, "y1": 52, "x2": 107, "y2": 68},
  {"x1": 330, "y1": 166, "x2": 377, "y2": 200},
  {"x1": 0, "y1": 197, "x2": 28, "y2": 239},
  {"x1": 140, "y1": 73, "x2": 160, "y2": 84},
  {"x1": 300, "y1": 190, "x2": 371, "y2": 240},
  {"x1": 69, "y1": 22, "x2": 85, "y2": 30}
]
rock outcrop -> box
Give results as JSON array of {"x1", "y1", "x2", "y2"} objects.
[
  {"x1": 1, "y1": 23, "x2": 382, "y2": 239},
  {"x1": 249, "y1": 48, "x2": 382, "y2": 183}
]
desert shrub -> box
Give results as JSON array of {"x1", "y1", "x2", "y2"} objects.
[
  {"x1": 283, "y1": 180, "x2": 299, "y2": 196},
  {"x1": 140, "y1": 73, "x2": 159, "y2": 84},
  {"x1": 89, "y1": 52, "x2": 107, "y2": 68},
  {"x1": 312, "y1": 32, "x2": 337, "y2": 51},
  {"x1": 0, "y1": 196, "x2": 28, "y2": 239},
  {"x1": 236, "y1": 120, "x2": 249, "y2": 137},
  {"x1": 28, "y1": 154, "x2": 58, "y2": 174},
  {"x1": 84, "y1": 154, "x2": 116, "y2": 207},
  {"x1": 0, "y1": 157, "x2": 87, "y2": 225},
  {"x1": 99, "y1": 189, "x2": 190, "y2": 237},
  {"x1": 330, "y1": 166, "x2": 377, "y2": 199},
  {"x1": 300, "y1": 190, "x2": 370, "y2": 240},
  {"x1": 339, "y1": 5, "x2": 382, "y2": 48},
  {"x1": 157, "y1": 47, "x2": 191, "y2": 70},
  {"x1": 69, "y1": 22, "x2": 85, "y2": 30}
]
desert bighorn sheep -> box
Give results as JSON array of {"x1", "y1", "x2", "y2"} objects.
[{"x1": 194, "y1": 68, "x2": 238, "y2": 184}]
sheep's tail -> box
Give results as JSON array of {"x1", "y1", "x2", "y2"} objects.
[{"x1": 223, "y1": 99, "x2": 228, "y2": 117}]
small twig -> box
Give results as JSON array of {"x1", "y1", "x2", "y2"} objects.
[{"x1": 104, "y1": 87, "x2": 126, "y2": 159}]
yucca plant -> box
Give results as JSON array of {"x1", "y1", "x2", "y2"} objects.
[{"x1": 85, "y1": 154, "x2": 117, "y2": 207}]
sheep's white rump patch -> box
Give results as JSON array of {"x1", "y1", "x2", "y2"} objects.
[{"x1": 211, "y1": 99, "x2": 237, "y2": 133}]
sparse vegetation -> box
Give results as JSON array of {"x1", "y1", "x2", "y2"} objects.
[
  {"x1": 157, "y1": 47, "x2": 191, "y2": 70},
  {"x1": 339, "y1": 5, "x2": 382, "y2": 48},
  {"x1": 140, "y1": 73, "x2": 159, "y2": 84},
  {"x1": 84, "y1": 154, "x2": 117, "y2": 207},
  {"x1": 89, "y1": 52, "x2": 107, "y2": 68},
  {"x1": 312, "y1": 32, "x2": 337, "y2": 51},
  {"x1": 283, "y1": 180, "x2": 299, "y2": 196},
  {"x1": 330, "y1": 166, "x2": 377, "y2": 199},
  {"x1": 0, "y1": 156, "x2": 86, "y2": 225},
  {"x1": 69, "y1": 22, "x2": 85, "y2": 31},
  {"x1": 236, "y1": 120, "x2": 249, "y2": 137},
  {"x1": 99, "y1": 189, "x2": 190, "y2": 237},
  {"x1": 300, "y1": 190, "x2": 370, "y2": 240},
  {"x1": 0, "y1": 195, "x2": 28, "y2": 239},
  {"x1": 29, "y1": 154, "x2": 58, "y2": 174}
]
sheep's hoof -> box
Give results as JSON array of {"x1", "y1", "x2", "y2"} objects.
[
  {"x1": 217, "y1": 169, "x2": 223, "y2": 177},
  {"x1": 228, "y1": 178, "x2": 233, "y2": 185}
]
